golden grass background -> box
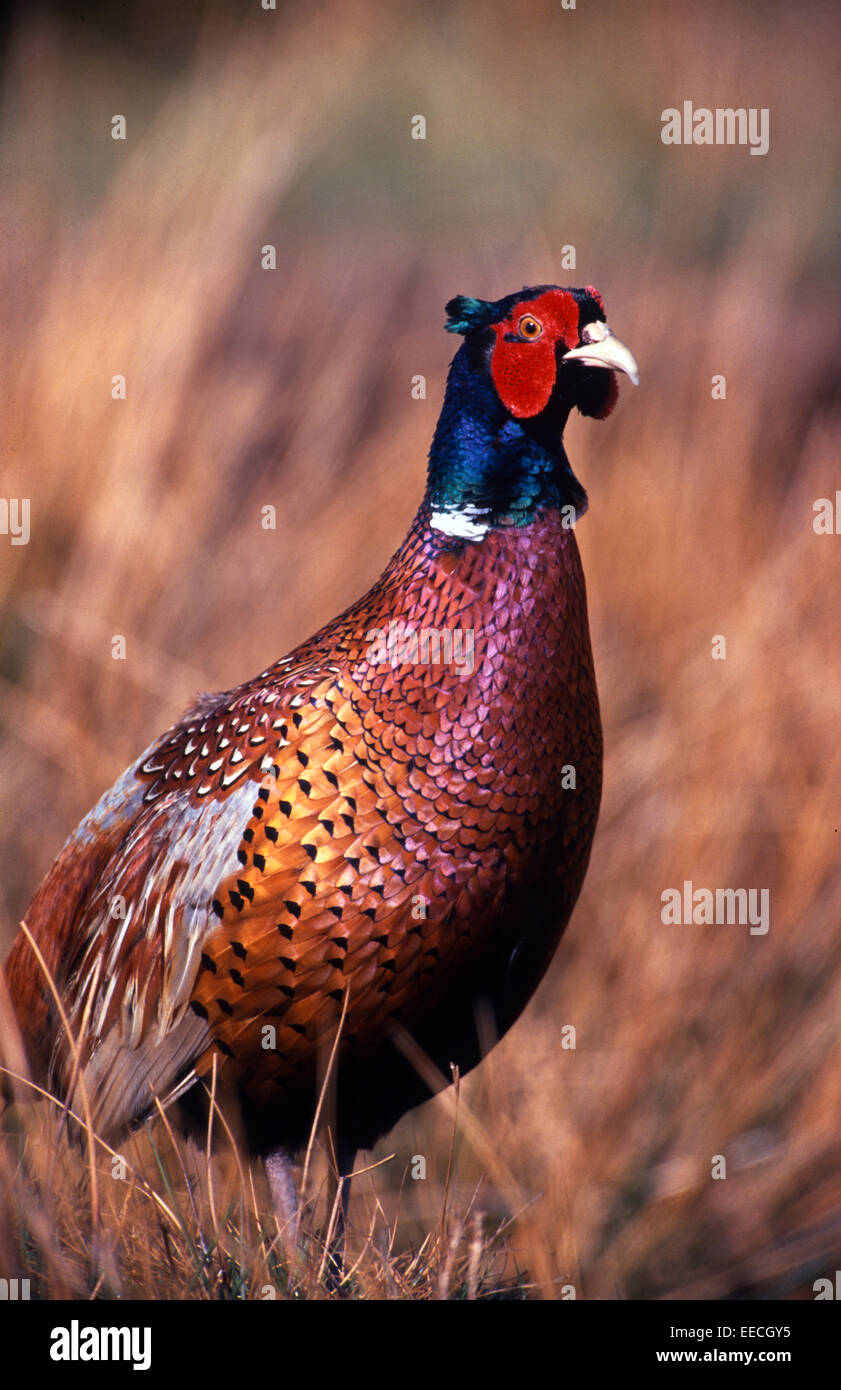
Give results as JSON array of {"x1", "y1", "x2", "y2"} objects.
[{"x1": 1, "y1": 0, "x2": 840, "y2": 1297}]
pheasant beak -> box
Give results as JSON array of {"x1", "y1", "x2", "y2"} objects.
[{"x1": 563, "y1": 321, "x2": 639, "y2": 385}]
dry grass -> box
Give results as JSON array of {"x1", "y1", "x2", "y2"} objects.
[{"x1": 1, "y1": 0, "x2": 840, "y2": 1298}]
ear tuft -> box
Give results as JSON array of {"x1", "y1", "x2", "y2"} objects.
[{"x1": 444, "y1": 295, "x2": 497, "y2": 335}]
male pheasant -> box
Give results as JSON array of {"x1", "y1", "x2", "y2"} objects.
[{"x1": 3, "y1": 284, "x2": 637, "y2": 1216}]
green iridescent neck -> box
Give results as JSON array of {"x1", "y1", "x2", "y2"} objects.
[{"x1": 425, "y1": 341, "x2": 586, "y2": 531}]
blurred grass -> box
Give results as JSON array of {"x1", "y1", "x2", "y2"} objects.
[{"x1": 1, "y1": 0, "x2": 841, "y2": 1297}]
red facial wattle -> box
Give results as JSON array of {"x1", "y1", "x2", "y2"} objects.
[{"x1": 490, "y1": 290, "x2": 581, "y2": 419}]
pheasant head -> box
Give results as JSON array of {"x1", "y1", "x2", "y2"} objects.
[{"x1": 428, "y1": 284, "x2": 638, "y2": 535}]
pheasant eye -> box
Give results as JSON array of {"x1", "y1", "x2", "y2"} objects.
[{"x1": 517, "y1": 314, "x2": 543, "y2": 340}]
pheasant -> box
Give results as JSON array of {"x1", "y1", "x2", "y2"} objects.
[{"x1": 2, "y1": 284, "x2": 637, "y2": 1232}]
